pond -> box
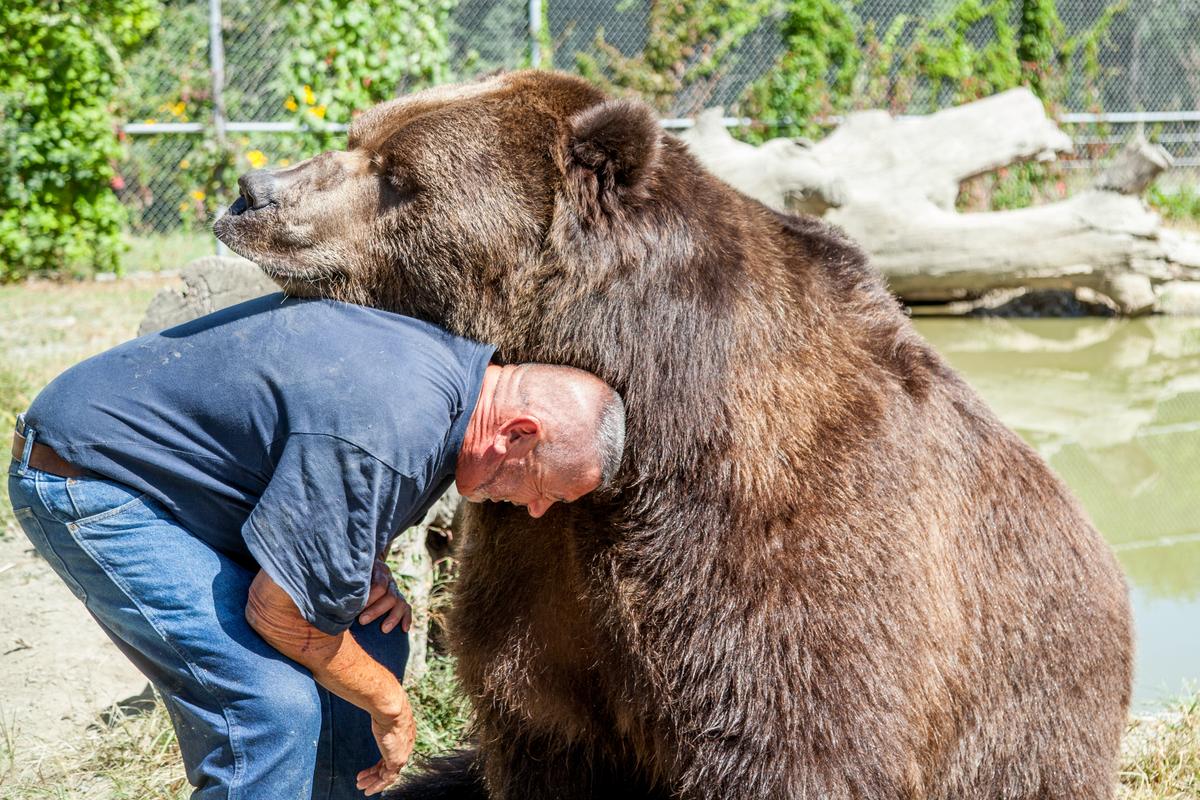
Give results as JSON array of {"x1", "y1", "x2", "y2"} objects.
[{"x1": 914, "y1": 316, "x2": 1200, "y2": 712}]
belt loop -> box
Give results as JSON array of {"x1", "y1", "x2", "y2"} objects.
[{"x1": 16, "y1": 417, "x2": 36, "y2": 476}]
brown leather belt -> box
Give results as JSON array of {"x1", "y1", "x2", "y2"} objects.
[{"x1": 11, "y1": 431, "x2": 87, "y2": 478}]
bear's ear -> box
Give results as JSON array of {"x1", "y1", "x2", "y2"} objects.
[{"x1": 562, "y1": 99, "x2": 662, "y2": 217}]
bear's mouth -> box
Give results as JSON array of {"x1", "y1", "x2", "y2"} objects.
[{"x1": 212, "y1": 197, "x2": 280, "y2": 253}]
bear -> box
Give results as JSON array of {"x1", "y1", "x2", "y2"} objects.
[{"x1": 213, "y1": 70, "x2": 1134, "y2": 799}]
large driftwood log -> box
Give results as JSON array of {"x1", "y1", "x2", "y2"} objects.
[
  {"x1": 680, "y1": 89, "x2": 1200, "y2": 314},
  {"x1": 140, "y1": 258, "x2": 455, "y2": 678}
]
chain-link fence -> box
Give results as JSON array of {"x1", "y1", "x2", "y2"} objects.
[{"x1": 117, "y1": 0, "x2": 1200, "y2": 236}]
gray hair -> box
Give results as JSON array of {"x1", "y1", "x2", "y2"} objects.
[{"x1": 593, "y1": 388, "x2": 626, "y2": 492}]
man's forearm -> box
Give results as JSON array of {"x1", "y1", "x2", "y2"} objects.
[{"x1": 245, "y1": 571, "x2": 410, "y2": 723}]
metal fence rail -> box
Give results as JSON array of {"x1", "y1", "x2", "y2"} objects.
[{"x1": 116, "y1": 0, "x2": 1200, "y2": 235}]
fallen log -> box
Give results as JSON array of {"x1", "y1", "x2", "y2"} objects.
[{"x1": 679, "y1": 89, "x2": 1200, "y2": 315}]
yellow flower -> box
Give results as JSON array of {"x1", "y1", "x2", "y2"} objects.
[
  {"x1": 178, "y1": 158, "x2": 190, "y2": 169},
  {"x1": 143, "y1": 118, "x2": 157, "y2": 124},
  {"x1": 179, "y1": 201, "x2": 190, "y2": 212},
  {"x1": 308, "y1": 104, "x2": 326, "y2": 119},
  {"x1": 284, "y1": 96, "x2": 298, "y2": 112},
  {"x1": 302, "y1": 85, "x2": 315, "y2": 105},
  {"x1": 245, "y1": 150, "x2": 268, "y2": 169},
  {"x1": 171, "y1": 101, "x2": 186, "y2": 117},
  {"x1": 279, "y1": 159, "x2": 291, "y2": 167},
  {"x1": 190, "y1": 190, "x2": 206, "y2": 202}
]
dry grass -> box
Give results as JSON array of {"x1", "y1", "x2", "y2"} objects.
[
  {"x1": 0, "y1": 657, "x2": 469, "y2": 799},
  {"x1": 0, "y1": 274, "x2": 177, "y2": 423},
  {"x1": 0, "y1": 702, "x2": 189, "y2": 800},
  {"x1": 1120, "y1": 694, "x2": 1200, "y2": 800},
  {"x1": 2, "y1": 681, "x2": 1196, "y2": 798}
]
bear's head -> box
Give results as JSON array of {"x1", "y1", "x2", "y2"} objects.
[{"x1": 213, "y1": 71, "x2": 691, "y2": 345}]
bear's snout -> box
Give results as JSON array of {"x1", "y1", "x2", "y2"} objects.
[{"x1": 234, "y1": 170, "x2": 279, "y2": 213}]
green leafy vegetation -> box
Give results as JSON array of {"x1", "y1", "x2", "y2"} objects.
[
  {"x1": 577, "y1": 0, "x2": 1126, "y2": 156},
  {"x1": 2, "y1": 0, "x2": 1146, "y2": 275},
  {"x1": 956, "y1": 161, "x2": 1080, "y2": 213},
  {"x1": 575, "y1": 0, "x2": 776, "y2": 114},
  {"x1": 740, "y1": 0, "x2": 861, "y2": 139},
  {"x1": 1148, "y1": 181, "x2": 1200, "y2": 225},
  {"x1": 278, "y1": 0, "x2": 457, "y2": 126},
  {"x1": 0, "y1": 0, "x2": 159, "y2": 281},
  {"x1": 743, "y1": 0, "x2": 1125, "y2": 139}
]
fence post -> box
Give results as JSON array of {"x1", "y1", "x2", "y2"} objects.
[
  {"x1": 209, "y1": 0, "x2": 229, "y2": 255},
  {"x1": 529, "y1": 0, "x2": 542, "y2": 69}
]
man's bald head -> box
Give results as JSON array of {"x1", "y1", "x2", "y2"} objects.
[
  {"x1": 456, "y1": 362, "x2": 625, "y2": 517},
  {"x1": 505, "y1": 364, "x2": 626, "y2": 493}
]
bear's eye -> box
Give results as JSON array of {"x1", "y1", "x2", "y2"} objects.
[{"x1": 382, "y1": 167, "x2": 420, "y2": 203}]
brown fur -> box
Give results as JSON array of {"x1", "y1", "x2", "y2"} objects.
[{"x1": 214, "y1": 71, "x2": 1133, "y2": 799}]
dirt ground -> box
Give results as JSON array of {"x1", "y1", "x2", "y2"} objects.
[
  {"x1": 0, "y1": 273, "x2": 179, "y2": 775},
  {"x1": 0, "y1": 521, "x2": 149, "y2": 752}
]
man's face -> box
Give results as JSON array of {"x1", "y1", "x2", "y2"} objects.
[{"x1": 468, "y1": 452, "x2": 599, "y2": 518}]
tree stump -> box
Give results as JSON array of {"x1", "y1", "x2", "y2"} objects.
[{"x1": 138, "y1": 256, "x2": 277, "y2": 336}]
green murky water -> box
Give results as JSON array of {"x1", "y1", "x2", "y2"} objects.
[{"x1": 913, "y1": 316, "x2": 1200, "y2": 710}]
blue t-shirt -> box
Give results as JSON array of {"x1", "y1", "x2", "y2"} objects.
[{"x1": 26, "y1": 294, "x2": 494, "y2": 634}]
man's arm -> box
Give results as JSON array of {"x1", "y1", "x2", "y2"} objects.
[{"x1": 245, "y1": 568, "x2": 416, "y2": 796}]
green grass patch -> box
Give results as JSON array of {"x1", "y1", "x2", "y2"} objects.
[
  {"x1": 409, "y1": 655, "x2": 471, "y2": 758},
  {"x1": 121, "y1": 232, "x2": 215, "y2": 275}
]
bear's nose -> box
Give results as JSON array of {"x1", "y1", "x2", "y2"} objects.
[{"x1": 237, "y1": 170, "x2": 278, "y2": 211}]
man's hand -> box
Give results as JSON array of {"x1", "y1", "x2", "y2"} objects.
[
  {"x1": 358, "y1": 559, "x2": 412, "y2": 634},
  {"x1": 246, "y1": 570, "x2": 416, "y2": 790},
  {"x1": 357, "y1": 704, "x2": 418, "y2": 796}
]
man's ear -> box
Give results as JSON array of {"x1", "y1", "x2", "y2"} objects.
[
  {"x1": 494, "y1": 416, "x2": 542, "y2": 458},
  {"x1": 562, "y1": 99, "x2": 662, "y2": 220}
]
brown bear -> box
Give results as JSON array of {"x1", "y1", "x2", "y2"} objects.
[{"x1": 214, "y1": 70, "x2": 1133, "y2": 799}]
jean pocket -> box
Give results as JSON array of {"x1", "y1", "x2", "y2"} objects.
[
  {"x1": 13, "y1": 506, "x2": 88, "y2": 603},
  {"x1": 61, "y1": 475, "x2": 152, "y2": 528}
]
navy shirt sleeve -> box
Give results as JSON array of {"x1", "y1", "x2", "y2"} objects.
[{"x1": 241, "y1": 432, "x2": 418, "y2": 635}]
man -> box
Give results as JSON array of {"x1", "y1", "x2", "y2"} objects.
[{"x1": 7, "y1": 293, "x2": 625, "y2": 799}]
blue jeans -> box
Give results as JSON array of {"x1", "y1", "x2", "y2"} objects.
[{"x1": 7, "y1": 428, "x2": 408, "y2": 800}]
